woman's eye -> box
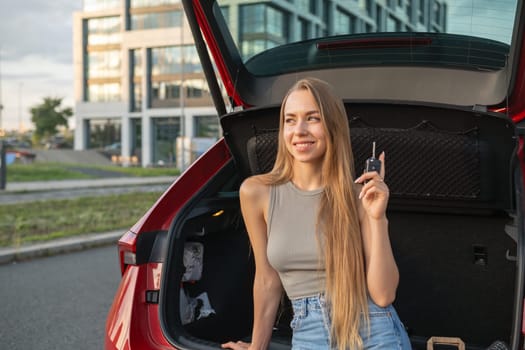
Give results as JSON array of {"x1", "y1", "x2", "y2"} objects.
[
  {"x1": 308, "y1": 116, "x2": 320, "y2": 121},
  {"x1": 284, "y1": 118, "x2": 295, "y2": 124}
]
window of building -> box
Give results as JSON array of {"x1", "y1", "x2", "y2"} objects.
[
  {"x1": 310, "y1": 0, "x2": 317, "y2": 15},
  {"x1": 83, "y1": 0, "x2": 120, "y2": 12},
  {"x1": 151, "y1": 46, "x2": 181, "y2": 75},
  {"x1": 131, "y1": 49, "x2": 142, "y2": 111},
  {"x1": 185, "y1": 79, "x2": 210, "y2": 99},
  {"x1": 241, "y1": 40, "x2": 266, "y2": 59},
  {"x1": 241, "y1": 4, "x2": 265, "y2": 34},
  {"x1": 152, "y1": 117, "x2": 180, "y2": 166},
  {"x1": 151, "y1": 80, "x2": 181, "y2": 107},
  {"x1": 297, "y1": 0, "x2": 309, "y2": 14},
  {"x1": 193, "y1": 115, "x2": 219, "y2": 138},
  {"x1": 323, "y1": 0, "x2": 330, "y2": 24},
  {"x1": 86, "y1": 16, "x2": 121, "y2": 45},
  {"x1": 386, "y1": 15, "x2": 398, "y2": 31},
  {"x1": 87, "y1": 50, "x2": 121, "y2": 78},
  {"x1": 130, "y1": 10, "x2": 182, "y2": 30},
  {"x1": 376, "y1": 4, "x2": 383, "y2": 30},
  {"x1": 297, "y1": 0, "x2": 316, "y2": 15},
  {"x1": 149, "y1": 45, "x2": 206, "y2": 107},
  {"x1": 418, "y1": 0, "x2": 425, "y2": 24},
  {"x1": 131, "y1": 118, "x2": 142, "y2": 164},
  {"x1": 405, "y1": 0, "x2": 412, "y2": 21},
  {"x1": 182, "y1": 45, "x2": 203, "y2": 74},
  {"x1": 433, "y1": 0, "x2": 441, "y2": 25},
  {"x1": 239, "y1": 4, "x2": 288, "y2": 59},
  {"x1": 334, "y1": 9, "x2": 350, "y2": 34},
  {"x1": 220, "y1": 6, "x2": 229, "y2": 23},
  {"x1": 267, "y1": 6, "x2": 286, "y2": 37},
  {"x1": 88, "y1": 118, "x2": 121, "y2": 149},
  {"x1": 299, "y1": 18, "x2": 309, "y2": 40},
  {"x1": 366, "y1": 0, "x2": 373, "y2": 17},
  {"x1": 87, "y1": 83, "x2": 121, "y2": 102},
  {"x1": 131, "y1": 0, "x2": 180, "y2": 8}
]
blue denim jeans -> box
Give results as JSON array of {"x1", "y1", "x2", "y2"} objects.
[{"x1": 290, "y1": 294, "x2": 411, "y2": 349}]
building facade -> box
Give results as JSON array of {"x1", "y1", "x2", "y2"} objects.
[
  {"x1": 73, "y1": 0, "x2": 446, "y2": 168},
  {"x1": 73, "y1": 0, "x2": 219, "y2": 168}
]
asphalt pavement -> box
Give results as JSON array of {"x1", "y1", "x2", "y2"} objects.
[{"x1": 0, "y1": 176, "x2": 176, "y2": 265}]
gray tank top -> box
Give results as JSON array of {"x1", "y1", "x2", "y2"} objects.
[{"x1": 267, "y1": 181, "x2": 326, "y2": 299}]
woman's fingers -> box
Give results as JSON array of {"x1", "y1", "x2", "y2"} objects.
[
  {"x1": 355, "y1": 151, "x2": 386, "y2": 184},
  {"x1": 221, "y1": 341, "x2": 250, "y2": 349},
  {"x1": 358, "y1": 178, "x2": 388, "y2": 199}
]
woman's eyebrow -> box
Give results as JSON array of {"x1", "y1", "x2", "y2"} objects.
[{"x1": 285, "y1": 110, "x2": 320, "y2": 116}]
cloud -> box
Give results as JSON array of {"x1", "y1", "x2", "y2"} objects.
[
  {"x1": 0, "y1": 0, "x2": 82, "y2": 62},
  {"x1": 0, "y1": 1, "x2": 81, "y2": 131}
]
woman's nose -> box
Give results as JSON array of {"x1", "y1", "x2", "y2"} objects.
[{"x1": 294, "y1": 120, "x2": 308, "y2": 134}]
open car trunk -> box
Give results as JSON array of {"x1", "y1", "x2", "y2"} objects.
[{"x1": 161, "y1": 101, "x2": 523, "y2": 350}]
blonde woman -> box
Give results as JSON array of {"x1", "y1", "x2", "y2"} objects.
[{"x1": 222, "y1": 78, "x2": 411, "y2": 350}]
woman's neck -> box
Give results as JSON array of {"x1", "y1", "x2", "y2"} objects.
[{"x1": 291, "y1": 162, "x2": 323, "y2": 191}]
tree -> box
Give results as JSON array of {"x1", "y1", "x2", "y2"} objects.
[{"x1": 30, "y1": 97, "x2": 72, "y2": 141}]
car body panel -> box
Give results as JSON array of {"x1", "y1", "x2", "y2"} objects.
[
  {"x1": 107, "y1": 1, "x2": 525, "y2": 349},
  {"x1": 106, "y1": 139, "x2": 232, "y2": 349}
]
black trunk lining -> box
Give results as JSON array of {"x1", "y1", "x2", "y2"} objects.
[
  {"x1": 182, "y1": 228, "x2": 255, "y2": 343},
  {"x1": 179, "y1": 210, "x2": 516, "y2": 349},
  {"x1": 247, "y1": 121, "x2": 482, "y2": 201},
  {"x1": 390, "y1": 211, "x2": 516, "y2": 348}
]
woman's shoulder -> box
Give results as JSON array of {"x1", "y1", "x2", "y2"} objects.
[{"x1": 240, "y1": 174, "x2": 271, "y2": 198}]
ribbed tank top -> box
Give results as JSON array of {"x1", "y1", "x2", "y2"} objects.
[{"x1": 267, "y1": 181, "x2": 326, "y2": 299}]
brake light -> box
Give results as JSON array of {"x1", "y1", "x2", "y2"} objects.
[
  {"x1": 123, "y1": 251, "x2": 137, "y2": 265},
  {"x1": 118, "y1": 230, "x2": 138, "y2": 274}
]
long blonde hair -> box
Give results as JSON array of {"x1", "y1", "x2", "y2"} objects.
[{"x1": 265, "y1": 77, "x2": 368, "y2": 349}]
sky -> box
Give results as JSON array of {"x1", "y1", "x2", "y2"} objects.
[
  {"x1": 0, "y1": 1, "x2": 82, "y2": 132},
  {"x1": 0, "y1": 0, "x2": 517, "y2": 133}
]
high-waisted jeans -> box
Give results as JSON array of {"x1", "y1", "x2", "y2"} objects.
[{"x1": 290, "y1": 294, "x2": 412, "y2": 349}]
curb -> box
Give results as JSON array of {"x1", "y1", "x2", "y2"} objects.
[
  {"x1": 0, "y1": 230, "x2": 123, "y2": 265},
  {"x1": 2, "y1": 176, "x2": 175, "y2": 193}
]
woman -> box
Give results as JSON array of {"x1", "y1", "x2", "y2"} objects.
[{"x1": 222, "y1": 78, "x2": 411, "y2": 350}]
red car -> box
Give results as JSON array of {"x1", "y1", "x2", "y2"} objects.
[{"x1": 106, "y1": 1, "x2": 525, "y2": 349}]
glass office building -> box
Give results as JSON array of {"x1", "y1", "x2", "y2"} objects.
[
  {"x1": 73, "y1": 0, "x2": 445, "y2": 167},
  {"x1": 73, "y1": 0, "x2": 217, "y2": 168}
]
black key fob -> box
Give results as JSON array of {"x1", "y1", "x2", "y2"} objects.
[{"x1": 364, "y1": 141, "x2": 381, "y2": 174}]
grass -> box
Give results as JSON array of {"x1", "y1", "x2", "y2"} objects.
[
  {"x1": 7, "y1": 162, "x2": 180, "y2": 182},
  {"x1": 0, "y1": 192, "x2": 163, "y2": 247},
  {"x1": 7, "y1": 163, "x2": 96, "y2": 182}
]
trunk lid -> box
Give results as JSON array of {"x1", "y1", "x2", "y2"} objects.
[{"x1": 182, "y1": 0, "x2": 525, "y2": 122}]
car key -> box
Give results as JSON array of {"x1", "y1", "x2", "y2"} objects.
[{"x1": 364, "y1": 141, "x2": 382, "y2": 174}]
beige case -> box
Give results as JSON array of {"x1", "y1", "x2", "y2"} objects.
[{"x1": 427, "y1": 336, "x2": 465, "y2": 350}]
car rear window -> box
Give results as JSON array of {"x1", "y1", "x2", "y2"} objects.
[{"x1": 215, "y1": 0, "x2": 517, "y2": 75}]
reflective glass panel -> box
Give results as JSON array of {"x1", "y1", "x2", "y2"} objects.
[
  {"x1": 217, "y1": 0, "x2": 517, "y2": 73},
  {"x1": 130, "y1": 11, "x2": 182, "y2": 30},
  {"x1": 87, "y1": 16, "x2": 121, "y2": 45}
]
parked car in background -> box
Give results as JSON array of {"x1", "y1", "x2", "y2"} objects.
[
  {"x1": 101, "y1": 142, "x2": 121, "y2": 158},
  {"x1": 106, "y1": 1, "x2": 525, "y2": 349}
]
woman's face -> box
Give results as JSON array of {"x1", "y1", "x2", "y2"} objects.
[{"x1": 282, "y1": 89, "x2": 328, "y2": 166}]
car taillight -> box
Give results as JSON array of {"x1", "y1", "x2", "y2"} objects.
[
  {"x1": 118, "y1": 230, "x2": 138, "y2": 274},
  {"x1": 123, "y1": 250, "x2": 136, "y2": 265}
]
